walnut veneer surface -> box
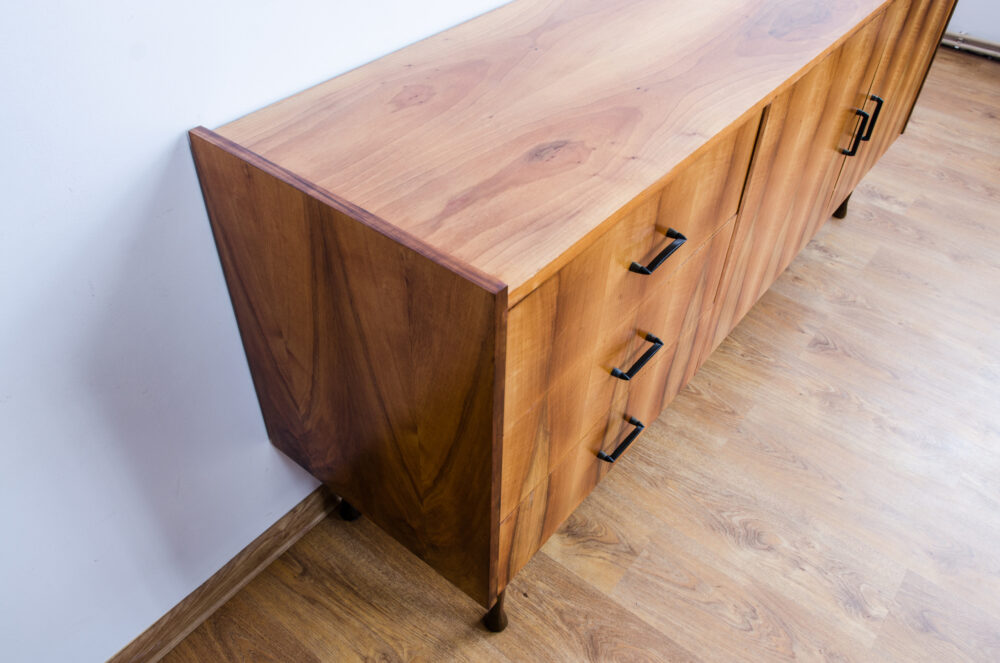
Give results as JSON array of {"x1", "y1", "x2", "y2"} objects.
[
  {"x1": 171, "y1": 48, "x2": 1000, "y2": 662},
  {"x1": 191, "y1": 0, "x2": 956, "y2": 613},
  {"x1": 212, "y1": 0, "x2": 889, "y2": 303}
]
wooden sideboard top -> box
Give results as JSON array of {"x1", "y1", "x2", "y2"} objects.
[{"x1": 213, "y1": 0, "x2": 887, "y2": 303}]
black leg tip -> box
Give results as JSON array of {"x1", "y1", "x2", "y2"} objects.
[
  {"x1": 482, "y1": 591, "x2": 508, "y2": 632},
  {"x1": 338, "y1": 499, "x2": 362, "y2": 522},
  {"x1": 833, "y1": 193, "x2": 851, "y2": 219},
  {"x1": 482, "y1": 610, "x2": 508, "y2": 633}
]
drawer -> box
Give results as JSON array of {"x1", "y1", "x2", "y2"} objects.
[
  {"x1": 500, "y1": 216, "x2": 736, "y2": 537},
  {"x1": 504, "y1": 198, "x2": 654, "y2": 422},
  {"x1": 497, "y1": 317, "x2": 719, "y2": 593},
  {"x1": 505, "y1": 116, "x2": 757, "y2": 414},
  {"x1": 497, "y1": 374, "x2": 654, "y2": 593},
  {"x1": 609, "y1": 115, "x2": 758, "y2": 294},
  {"x1": 497, "y1": 414, "x2": 614, "y2": 592},
  {"x1": 501, "y1": 315, "x2": 635, "y2": 517},
  {"x1": 625, "y1": 215, "x2": 737, "y2": 425},
  {"x1": 500, "y1": 119, "x2": 756, "y2": 539},
  {"x1": 590, "y1": 215, "x2": 735, "y2": 449}
]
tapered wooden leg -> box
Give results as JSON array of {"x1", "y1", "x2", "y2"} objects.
[
  {"x1": 482, "y1": 590, "x2": 508, "y2": 632},
  {"x1": 337, "y1": 499, "x2": 361, "y2": 522},
  {"x1": 833, "y1": 193, "x2": 852, "y2": 219}
]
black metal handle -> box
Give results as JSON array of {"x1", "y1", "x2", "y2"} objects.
[
  {"x1": 611, "y1": 333, "x2": 663, "y2": 381},
  {"x1": 841, "y1": 109, "x2": 870, "y2": 157},
  {"x1": 862, "y1": 94, "x2": 884, "y2": 141},
  {"x1": 597, "y1": 416, "x2": 645, "y2": 463},
  {"x1": 629, "y1": 228, "x2": 687, "y2": 275}
]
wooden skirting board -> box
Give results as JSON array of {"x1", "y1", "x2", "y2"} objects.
[
  {"x1": 107, "y1": 486, "x2": 337, "y2": 663},
  {"x1": 941, "y1": 32, "x2": 1000, "y2": 59}
]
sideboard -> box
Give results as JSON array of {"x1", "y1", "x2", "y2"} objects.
[{"x1": 190, "y1": 0, "x2": 956, "y2": 631}]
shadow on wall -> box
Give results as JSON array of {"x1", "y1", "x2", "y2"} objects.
[{"x1": 77, "y1": 133, "x2": 316, "y2": 582}]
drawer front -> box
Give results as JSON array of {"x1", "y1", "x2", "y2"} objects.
[
  {"x1": 592, "y1": 216, "x2": 734, "y2": 465},
  {"x1": 505, "y1": 115, "x2": 758, "y2": 418},
  {"x1": 504, "y1": 197, "x2": 656, "y2": 426},
  {"x1": 624, "y1": 215, "x2": 737, "y2": 426},
  {"x1": 613, "y1": 116, "x2": 758, "y2": 291},
  {"x1": 498, "y1": 215, "x2": 738, "y2": 581},
  {"x1": 501, "y1": 119, "x2": 757, "y2": 518},
  {"x1": 501, "y1": 316, "x2": 635, "y2": 517},
  {"x1": 502, "y1": 205, "x2": 652, "y2": 517},
  {"x1": 497, "y1": 415, "x2": 613, "y2": 592}
]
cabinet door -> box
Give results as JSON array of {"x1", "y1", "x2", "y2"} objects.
[
  {"x1": 886, "y1": 0, "x2": 958, "y2": 137},
  {"x1": 829, "y1": 0, "x2": 957, "y2": 207},
  {"x1": 711, "y1": 13, "x2": 885, "y2": 344}
]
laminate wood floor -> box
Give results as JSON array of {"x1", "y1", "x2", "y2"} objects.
[{"x1": 165, "y1": 48, "x2": 1000, "y2": 663}]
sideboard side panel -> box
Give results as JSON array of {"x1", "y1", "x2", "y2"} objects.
[{"x1": 190, "y1": 129, "x2": 502, "y2": 606}]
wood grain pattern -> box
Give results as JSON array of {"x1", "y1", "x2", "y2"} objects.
[
  {"x1": 829, "y1": 0, "x2": 958, "y2": 212},
  {"x1": 625, "y1": 217, "x2": 739, "y2": 426},
  {"x1": 215, "y1": 0, "x2": 887, "y2": 300},
  {"x1": 497, "y1": 416, "x2": 613, "y2": 592},
  {"x1": 500, "y1": 317, "x2": 634, "y2": 518},
  {"x1": 871, "y1": 571, "x2": 1000, "y2": 662},
  {"x1": 188, "y1": 0, "x2": 955, "y2": 627},
  {"x1": 498, "y1": 232, "x2": 734, "y2": 591},
  {"x1": 497, "y1": 208, "x2": 739, "y2": 591},
  {"x1": 501, "y1": 199, "x2": 654, "y2": 508},
  {"x1": 168, "y1": 515, "x2": 508, "y2": 662},
  {"x1": 190, "y1": 129, "x2": 504, "y2": 606},
  {"x1": 500, "y1": 117, "x2": 756, "y2": 519},
  {"x1": 108, "y1": 487, "x2": 338, "y2": 663},
  {"x1": 710, "y1": 13, "x2": 885, "y2": 345},
  {"x1": 168, "y1": 49, "x2": 1000, "y2": 663},
  {"x1": 896, "y1": 0, "x2": 961, "y2": 133}
]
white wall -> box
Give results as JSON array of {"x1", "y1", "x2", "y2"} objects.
[
  {"x1": 949, "y1": 0, "x2": 1000, "y2": 45},
  {"x1": 0, "y1": 2, "x2": 506, "y2": 661}
]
